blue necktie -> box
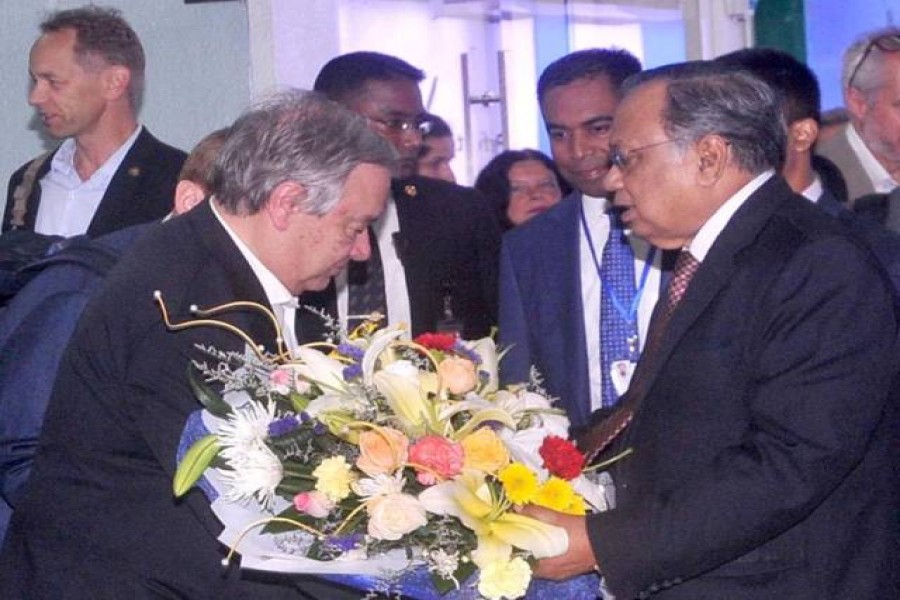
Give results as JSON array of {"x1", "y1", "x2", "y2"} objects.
[{"x1": 599, "y1": 210, "x2": 638, "y2": 407}]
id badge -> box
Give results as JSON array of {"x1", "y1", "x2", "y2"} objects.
[{"x1": 610, "y1": 359, "x2": 636, "y2": 396}]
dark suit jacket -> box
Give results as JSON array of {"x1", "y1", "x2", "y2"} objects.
[
  {"x1": 590, "y1": 176, "x2": 900, "y2": 599},
  {"x1": 0, "y1": 202, "x2": 358, "y2": 598},
  {"x1": 3, "y1": 127, "x2": 186, "y2": 237},
  {"x1": 303, "y1": 176, "x2": 500, "y2": 342},
  {"x1": 498, "y1": 191, "x2": 673, "y2": 429},
  {"x1": 392, "y1": 176, "x2": 500, "y2": 338}
]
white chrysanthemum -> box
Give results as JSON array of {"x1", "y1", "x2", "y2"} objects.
[
  {"x1": 219, "y1": 443, "x2": 284, "y2": 509},
  {"x1": 217, "y1": 399, "x2": 277, "y2": 459},
  {"x1": 351, "y1": 472, "x2": 405, "y2": 498}
]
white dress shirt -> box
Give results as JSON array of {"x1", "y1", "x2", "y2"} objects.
[
  {"x1": 800, "y1": 176, "x2": 824, "y2": 203},
  {"x1": 846, "y1": 124, "x2": 898, "y2": 194},
  {"x1": 35, "y1": 124, "x2": 142, "y2": 237},
  {"x1": 579, "y1": 194, "x2": 662, "y2": 411}
]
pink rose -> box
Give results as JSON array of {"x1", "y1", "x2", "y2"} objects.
[
  {"x1": 269, "y1": 365, "x2": 311, "y2": 395},
  {"x1": 408, "y1": 435, "x2": 465, "y2": 485},
  {"x1": 292, "y1": 490, "x2": 334, "y2": 518},
  {"x1": 437, "y1": 356, "x2": 479, "y2": 395},
  {"x1": 356, "y1": 428, "x2": 409, "y2": 477}
]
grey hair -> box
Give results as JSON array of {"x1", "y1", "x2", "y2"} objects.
[
  {"x1": 212, "y1": 90, "x2": 398, "y2": 215},
  {"x1": 624, "y1": 62, "x2": 786, "y2": 174},
  {"x1": 842, "y1": 26, "x2": 900, "y2": 97}
]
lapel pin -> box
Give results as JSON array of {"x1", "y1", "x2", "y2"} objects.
[
  {"x1": 128, "y1": 166, "x2": 141, "y2": 177},
  {"x1": 404, "y1": 184, "x2": 417, "y2": 197}
]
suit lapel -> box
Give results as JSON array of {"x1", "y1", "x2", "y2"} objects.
[
  {"x1": 541, "y1": 193, "x2": 591, "y2": 424},
  {"x1": 185, "y1": 202, "x2": 277, "y2": 350}
]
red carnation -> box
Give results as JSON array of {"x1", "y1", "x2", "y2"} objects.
[
  {"x1": 539, "y1": 435, "x2": 585, "y2": 480},
  {"x1": 414, "y1": 332, "x2": 458, "y2": 352}
]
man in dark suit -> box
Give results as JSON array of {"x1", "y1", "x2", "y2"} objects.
[
  {"x1": 499, "y1": 49, "x2": 667, "y2": 430},
  {"x1": 0, "y1": 91, "x2": 397, "y2": 598},
  {"x1": 312, "y1": 52, "x2": 500, "y2": 340},
  {"x1": 528, "y1": 63, "x2": 900, "y2": 599},
  {"x1": 3, "y1": 6, "x2": 185, "y2": 237},
  {"x1": 717, "y1": 48, "x2": 900, "y2": 293}
]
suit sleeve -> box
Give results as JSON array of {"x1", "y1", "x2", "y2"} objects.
[
  {"x1": 0, "y1": 289, "x2": 92, "y2": 507},
  {"x1": 470, "y1": 188, "x2": 501, "y2": 327},
  {"x1": 498, "y1": 239, "x2": 532, "y2": 386},
  {"x1": 590, "y1": 237, "x2": 899, "y2": 597}
]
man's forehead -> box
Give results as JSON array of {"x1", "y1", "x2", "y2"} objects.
[
  {"x1": 355, "y1": 78, "x2": 424, "y2": 116},
  {"x1": 611, "y1": 83, "x2": 666, "y2": 139},
  {"x1": 542, "y1": 77, "x2": 619, "y2": 124}
]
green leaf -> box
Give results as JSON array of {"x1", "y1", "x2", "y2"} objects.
[
  {"x1": 289, "y1": 391, "x2": 311, "y2": 413},
  {"x1": 173, "y1": 434, "x2": 220, "y2": 497},
  {"x1": 262, "y1": 504, "x2": 313, "y2": 534},
  {"x1": 187, "y1": 364, "x2": 232, "y2": 418}
]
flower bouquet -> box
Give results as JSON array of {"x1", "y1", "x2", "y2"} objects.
[{"x1": 173, "y1": 311, "x2": 615, "y2": 599}]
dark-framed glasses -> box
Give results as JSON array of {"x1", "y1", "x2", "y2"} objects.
[
  {"x1": 367, "y1": 116, "x2": 433, "y2": 136},
  {"x1": 608, "y1": 138, "x2": 685, "y2": 171},
  {"x1": 847, "y1": 33, "x2": 900, "y2": 90}
]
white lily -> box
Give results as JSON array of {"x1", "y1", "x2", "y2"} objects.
[
  {"x1": 418, "y1": 470, "x2": 568, "y2": 569},
  {"x1": 290, "y1": 347, "x2": 348, "y2": 394},
  {"x1": 373, "y1": 362, "x2": 439, "y2": 437},
  {"x1": 360, "y1": 325, "x2": 406, "y2": 386},
  {"x1": 441, "y1": 387, "x2": 568, "y2": 440},
  {"x1": 461, "y1": 336, "x2": 500, "y2": 393}
]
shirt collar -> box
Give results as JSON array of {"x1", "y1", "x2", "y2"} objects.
[
  {"x1": 801, "y1": 175, "x2": 824, "y2": 203},
  {"x1": 688, "y1": 170, "x2": 774, "y2": 262},
  {"x1": 209, "y1": 200, "x2": 295, "y2": 310},
  {"x1": 50, "y1": 124, "x2": 143, "y2": 182},
  {"x1": 847, "y1": 123, "x2": 898, "y2": 193}
]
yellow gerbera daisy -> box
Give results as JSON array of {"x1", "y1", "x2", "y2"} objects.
[
  {"x1": 534, "y1": 476, "x2": 577, "y2": 513},
  {"x1": 497, "y1": 463, "x2": 539, "y2": 505}
]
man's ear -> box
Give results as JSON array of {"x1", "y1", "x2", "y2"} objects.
[
  {"x1": 789, "y1": 118, "x2": 820, "y2": 154},
  {"x1": 846, "y1": 86, "x2": 869, "y2": 122},
  {"x1": 265, "y1": 180, "x2": 308, "y2": 231},
  {"x1": 695, "y1": 134, "x2": 729, "y2": 186},
  {"x1": 172, "y1": 181, "x2": 206, "y2": 216},
  {"x1": 101, "y1": 65, "x2": 131, "y2": 102}
]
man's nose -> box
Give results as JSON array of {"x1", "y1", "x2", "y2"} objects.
[
  {"x1": 28, "y1": 81, "x2": 47, "y2": 106},
  {"x1": 350, "y1": 228, "x2": 372, "y2": 261},
  {"x1": 604, "y1": 163, "x2": 623, "y2": 192},
  {"x1": 569, "y1": 131, "x2": 592, "y2": 160}
]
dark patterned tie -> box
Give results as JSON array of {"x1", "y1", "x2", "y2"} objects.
[
  {"x1": 347, "y1": 226, "x2": 387, "y2": 322},
  {"x1": 599, "y1": 210, "x2": 638, "y2": 407},
  {"x1": 642, "y1": 249, "x2": 700, "y2": 358},
  {"x1": 662, "y1": 250, "x2": 700, "y2": 318}
]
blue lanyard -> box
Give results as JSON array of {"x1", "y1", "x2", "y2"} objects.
[{"x1": 580, "y1": 203, "x2": 656, "y2": 327}]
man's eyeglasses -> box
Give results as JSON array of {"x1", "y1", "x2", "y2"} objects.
[
  {"x1": 847, "y1": 33, "x2": 900, "y2": 90},
  {"x1": 608, "y1": 138, "x2": 685, "y2": 171},
  {"x1": 367, "y1": 116, "x2": 433, "y2": 136}
]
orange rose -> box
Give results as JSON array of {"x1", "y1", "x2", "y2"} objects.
[
  {"x1": 438, "y1": 356, "x2": 478, "y2": 395},
  {"x1": 356, "y1": 427, "x2": 409, "y2": 477},
  {"x1": 461, "y1": 427, "x2": 509, "y2": 474}
]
